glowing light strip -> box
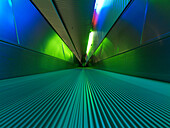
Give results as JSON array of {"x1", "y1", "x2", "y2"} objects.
[
  {"x1": 86, "y1": 0, "x2": 105, "y2": 55},
  {"x1": 94, "y1": 0, "x2": 105, "y2": 14},
  {"x1": 86, "y1": 32, "x2": 94, "y2": 55},
  {"x1": 86, "y1": 0, "x2": 107, "y2": 57}
]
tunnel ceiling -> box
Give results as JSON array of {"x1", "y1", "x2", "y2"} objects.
[
  {"x1": 31, "y1": 0, "x2": 131, "y2": 64},
  {"x1": 31, "y1": 0, "x2": 95, "y2": 62}
]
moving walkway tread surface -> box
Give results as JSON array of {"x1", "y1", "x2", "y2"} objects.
[{"x1": 1, "y1": 69, "x2": 170, "y2": 128}]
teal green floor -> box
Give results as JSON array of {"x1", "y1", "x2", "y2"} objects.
[{"x1": 1, "y1": 69, "x2": 170, "y2": 127}]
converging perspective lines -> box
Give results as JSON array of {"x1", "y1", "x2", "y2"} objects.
[{"x1": 1, "y1": 69, "x2": 170, "y2": 128}]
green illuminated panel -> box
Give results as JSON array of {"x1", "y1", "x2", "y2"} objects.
[{"x1": 44, "y1": 33, "x2": 73, "y2": 62}]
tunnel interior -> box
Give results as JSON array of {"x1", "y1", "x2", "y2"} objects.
[{"x1": 1, "y1": 0, "x2": 170, "y2": 127}]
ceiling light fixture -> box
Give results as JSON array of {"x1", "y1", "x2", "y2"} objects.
[{"x1": 86, "y1": 31, "x2": 94, "y2": 55}]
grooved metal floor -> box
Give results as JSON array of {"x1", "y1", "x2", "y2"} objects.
[{"x1": 1, "y1": 69, "x2": 170, "y2": 128}]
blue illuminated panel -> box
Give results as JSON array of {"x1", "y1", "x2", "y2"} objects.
[{"x1": 0, "y1": 0, "x2": 18, "y2": 44}]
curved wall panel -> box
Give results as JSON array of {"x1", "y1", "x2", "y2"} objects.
[
  {"x1": 0, "y1": 0, "x2": 78, "y2": 80},
  {"x1": 91, "y1": 0, "x2": 170, "y2": 82},
  {"x1": 92, "y1": 0, "x2": 147, "y2": 62},
  {"x1": 12, "y1": 0, "x2": 75, "y2": 62}
]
